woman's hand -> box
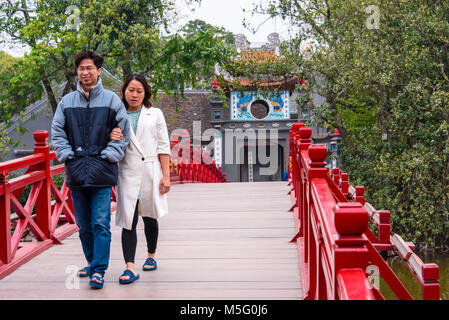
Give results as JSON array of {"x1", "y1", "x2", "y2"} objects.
[
  {"x1": 159, "y1": 175, "x2": 171, "y2": 194},
  {"x1": 158, "y1": 154, "x2": 171, "y2": 194},
  {"x1": 110, "y1": 127, "x2": 123, "y2": 141}
]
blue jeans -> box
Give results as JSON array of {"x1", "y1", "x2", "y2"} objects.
[{"x1": 70, "y1": 187, "x2": 112, "y2": 277}]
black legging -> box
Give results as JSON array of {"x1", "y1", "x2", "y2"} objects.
[{"x1": 121, "y1": 200, "x2": 159, "y2": 264}]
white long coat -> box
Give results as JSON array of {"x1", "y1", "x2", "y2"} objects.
[{"x1": 115, "y1": 107, "x2": 170, "y2": 230}]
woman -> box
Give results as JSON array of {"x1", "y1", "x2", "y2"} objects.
[{"x1": 110, "y1": 72, "x2": 171, "y2": 284}]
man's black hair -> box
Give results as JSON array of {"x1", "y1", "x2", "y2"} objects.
[{"x1": 74, "y1": 50, "x2": 104, "y2": 69}]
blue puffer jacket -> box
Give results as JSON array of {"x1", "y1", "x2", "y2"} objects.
[{"x1": 51, "y1": 77, "x2": 130, "y2": 188}]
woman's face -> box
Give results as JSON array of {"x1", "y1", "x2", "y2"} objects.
[{"x1": 125, "y1": 79, "x2": 145, "y2": 109}]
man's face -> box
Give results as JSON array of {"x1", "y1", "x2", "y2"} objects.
[{"x1": 77, "y1": 58, "x2": 101, "y2": 88}]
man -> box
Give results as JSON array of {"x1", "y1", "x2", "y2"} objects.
[{"x1": 51, "y1": 50, "x2": 130, "y2": 289}]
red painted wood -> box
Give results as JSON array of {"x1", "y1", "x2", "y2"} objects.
[
  {"x1": 0, "y1": 131, "x2": 78, "y2": 280},
  {"x1": 288, "y1": 123, "x2": 441, "y2": 300},
  {"x1": 337, "y1": 269, "x2": 375, "y2": 300},
  {"x1": 168, "y1": 138, "x2": 228, "y2": 184},
  {"x1": 0, "y1": 175, "x2": 11, "y2": 264},
  {"x1": 0, "y1": 129, "x2": 229, "y2": 280}
]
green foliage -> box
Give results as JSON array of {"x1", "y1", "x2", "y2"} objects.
[
  {"x1": 182, "y1": 19, "x2": 235, "y2": 47},
  {"x1": 0, "y1": 1, "x2": 235, "y2": 150},
  {"x1": 259, "y1": 0, "x2": 449, "y2": 249},
  {"x1": 223, "y1": 55, "x2": 294, "y2": 79},
  {"x1": 0, "y1": 51, "x2": 24, "y2": 158},
  {"x1": 0, "y1": 51, "x2": 21, "y2": 77},
  {"x1": 178, "y1": 19, "x2": 237, "y2": 89},
  {"x1": 149, "y1": 29, "x2": 235, "y2": 97},
  {"x1": 0, "y1": 1, "x2": 234, "y2": 110}
]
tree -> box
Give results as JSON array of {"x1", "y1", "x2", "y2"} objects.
[
  {"x1": 182, "y1": 19, "x2": 235, "y2": 46},
  {"x1": 257, "y1": 0, "x2": 449, "y2": 249},
  {"x1": 0, "y1": 0, "x2": 235, "y2": 119},
  {"x1": 0, "y1": 51, "x2": 23, "y2": 158},
  {"x1": 0, "y1": 51, "x2": 21, "y2": 76},
  {"x1": 0, "y1": 51, "x2": 22, "y2": 95},
  {"x1": 178, "y1": 19, "x2": 237, "y2": 89}
]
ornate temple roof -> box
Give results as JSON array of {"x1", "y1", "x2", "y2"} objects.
[
  {"x1": 234, "y1": 76, "x2": 298, "y2": 93},
  {"x1": 219, "y1": 49, "x2": 298, "y2": 94}
]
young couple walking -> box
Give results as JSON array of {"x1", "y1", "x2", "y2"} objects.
[{"x1": 51, "y1": 50, "x2": 171, "y2": 289}]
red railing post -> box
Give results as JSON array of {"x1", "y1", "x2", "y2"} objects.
[
  {"x1": 201, "y1": 152, "x2": 206, "y2": 183},
  {"x1": 305, "y1": 144, "x2": 329, "y2": 300},
  {"x1": 181, "y1": 161, "x2": 186, "y2": 183},
  {"x1": 287, "y1": 123, "x2": 306, "y2": 242},
  {"x1": 193, "y1": 145, "x2": 201, "y2": 182},
  {"x1": 186, "y1": 162, "x2": 191, "y2": 182},
  {"x1": 288, "y1": 122, "x2": 304, "y2": 184},
  {"x1": 422, "y1": 263, "x2": 440, "y2": 300},
  {"x1": 33, "y1": 130, "x2": 51, "y2": 239},
  {"x1": 334, "y1": 202, "x2": 371, "y2": 300},
  {"x1": 184, "y1": 138, "x2": 191, "y2": 161},
  {"x1": 377, "y1": 210, "x2": 391, "y2": 246},
  {"x1": 202, "y1": 150, "x2": 209, "y2": 182},
  {"x1": 0, "y1": 130, "x2": 78, "y2": 278},
  {"x1": 332, "y1": 168, "x2": 340, "y2": 185},
  {"x1": 214, "y1": 161, "x2": 219, "y2": 183},
  {"x1": 355, "y1": 186, "x2": 365, "y2": 205},
  {"x1": 289, "y1": 124, "x2": 441, "y2": 300},
  {"x1": 299, "y1": 127, "x2": 312, "y2": 244},
  {"x1": 0, "y1": 172, "x2": 11, "y2": 264},
  {"x1": 340, "y1": 172, "x2": 349, "y2": 198},
  {"x1": 194, "y1": 162, "x2": 198, "y2": 182}
]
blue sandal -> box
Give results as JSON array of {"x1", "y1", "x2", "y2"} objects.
[
  {"x1": 77, "y1": 266, "x2": 90, "y2": 278},
  {"x1": 143, "y1": 258, "x2": 157, "y2": 271},
  {"x1": 89, "y1": 274, "x2": 104, "y2": 289},
  {"x1": 119, "y1": 269, "x2": 140, "y2": 284}
]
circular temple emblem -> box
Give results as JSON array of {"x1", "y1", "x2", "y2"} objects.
[{"x1": 250, "y1": 100, "x2": 270, "y2": 120}]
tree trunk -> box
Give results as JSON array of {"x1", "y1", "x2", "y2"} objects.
[
  {"x1": 41, "y1": 77, "x2": 58, "y2": 114},
  {"x1": 122, "y1": 61, "x2": 132, "y2": 80},
  {"x1": 63, "y1": 73, "x2": 76, "y2": 97},
  {"x1": 121, "y1": 51, "x2": 132, "y2": 79}
]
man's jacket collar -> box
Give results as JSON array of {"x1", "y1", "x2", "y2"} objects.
[{"x1": 76, "y1": 77, "x2": 104, "y2": 101}]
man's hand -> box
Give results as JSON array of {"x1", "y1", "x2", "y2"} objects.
[{"x1": 110, "y1": 127, "x2": 123, "y2": 141}]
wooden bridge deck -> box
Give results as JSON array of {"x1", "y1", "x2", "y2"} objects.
[{"x1": 0, "y1": 181, "x2": 302, "y2": 300}]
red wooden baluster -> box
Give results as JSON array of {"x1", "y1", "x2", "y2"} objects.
[
  {"x1": 289, "y1": 123, "x2": 305, "y2": 183},
  {"x1": 0, "y1": 172, "x2": 11, "y2": 264},
  {"x1": 378, "y1": 210, "x2": 391, "y2": 246},
  {"x1": 305, "y1": 144, "x2": 328, "y2": 300},
  {"x1": 332, "y1": 168, "x2": 340, "y2": 186},
  {"x1": 340, "y1": 173, "x2": 349, "y2": 198},
  {"x1": 355, "y1": 186, "x2": 365, "y2": 205},
  {"x1": 422, "y1": 263, "x2": 440, "y2": 300},
  {"x1": 34, "y1": 130, "x2": 51, "y2": 239},
  {"x1": 298, "y1": 126, "x2": 312, "y2": 248},
  {"x1": 334, "y1": 202, "x2": 372, "y2": 300}
]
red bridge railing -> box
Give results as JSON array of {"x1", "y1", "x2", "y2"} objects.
[
  {"x1": 0, "y1": 130, "x2": 228, "y2": 280},
  {"x1": 288, "y1": 123, "x2": 440, "y2": 300},
  {"x1": 0, "y1": 130, "x2": 77, "y2": 279},
  {"x1": 169, "y1": 133, "x2": 228, "y2": 184}
]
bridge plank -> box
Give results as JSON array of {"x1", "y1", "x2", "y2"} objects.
[{"x1": 0, "y1": 182, "x2": 302, "y2": 300}]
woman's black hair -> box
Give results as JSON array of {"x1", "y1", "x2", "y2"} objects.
[{"x1": 120, "y1": 72, "x2": 153, "y2": 110}]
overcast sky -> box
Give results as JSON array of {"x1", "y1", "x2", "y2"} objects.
[
  {"x1": 1, "y1": 0, "x2": 296, "y2": 57},
  {"x1": 173, "y1": 0, "x2": 295, "y2": 44}
]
